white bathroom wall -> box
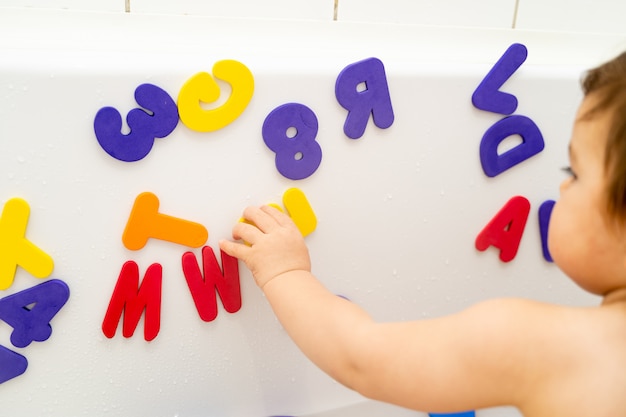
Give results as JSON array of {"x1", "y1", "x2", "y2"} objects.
[
  {"x1": 0, "y1": 0, "x2": 122, "y2": 12},
  {"x1": 129, "y1": 0, "x2": 333, "y2": 21},
  {"x1": 338, "y1": 0, "x2": 517, "y2": 28},
  {"x1": 2, "y1": 0, "x2": 626, "y2": 35},
  {"x1": 1, "y1": 2, "x2": 626, "y2": 417},
  {"x1": 515, "y1": 0, "x2": 626, "y2": 34}
]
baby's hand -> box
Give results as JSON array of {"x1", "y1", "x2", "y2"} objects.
[{"x1": 219, "y1": 205, "x2": 311, "y2": 289}]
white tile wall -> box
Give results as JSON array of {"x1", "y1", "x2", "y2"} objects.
[
  {"x1": 338, "y1": 0, "x2": 518, "y2": 28},
  {"x1": 1, "y1": 1, "x2": 626, "y2": 35},
  {"x1": 515, "y1": 0, "x2": 626, "y2": 34},
  {"x1": 0, "y1": 0, "x2": 123, "y2": 12},
  {"x1": 130, "y1": 0, "x2": 334, "y2": 20}
]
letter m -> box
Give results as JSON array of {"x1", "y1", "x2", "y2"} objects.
[{"x1": 101, "y1": 261, "x2": 162, "y2": 341}]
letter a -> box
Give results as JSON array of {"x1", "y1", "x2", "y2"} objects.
[
  {"x1": 475, "y1": 196, "x2": 530, "y2": 262},
  {"x1": 101, "y1": 261, "x2": 162, "y2": 341},
  {"x1": 181, "y1": 246, "x2": 241, "y2": 322}
]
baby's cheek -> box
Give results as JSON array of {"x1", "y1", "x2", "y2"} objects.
[{"x1": 547, "y1": 205, "x2": 587, "y2": 282}]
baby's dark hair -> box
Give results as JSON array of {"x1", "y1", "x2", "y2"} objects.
[{"x1": 581, "y1": 52, "x2": 626, "y2": 225}]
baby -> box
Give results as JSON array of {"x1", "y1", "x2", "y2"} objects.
[{"x1": 220, "y1": 53, "x2": 626, "y2": 416}]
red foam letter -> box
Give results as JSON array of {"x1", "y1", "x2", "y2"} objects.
[
  {"x1": 101, "y1": 261, "x2": 162, "y2": 341},
  {"x1": 475, "y1": 196, "x2": 530, "y2": 262},
  {"x1": 181, "y1": 246, "x2": 241, "y2": 322}
]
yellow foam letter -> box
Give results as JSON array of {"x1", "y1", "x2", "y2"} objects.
[
  {"x1": 0, "y1": 198, "x2": 54, "y2": 290},
  {"x1": 178, "y1": 60, "x2": 254, "y2": 132}
]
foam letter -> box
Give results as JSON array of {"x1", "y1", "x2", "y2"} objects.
[
  {"x1": 102, "y1": 261, "x2": 162, "y2": 341},
  {"x1": 262, "y1": 103, "x2": 322, "y2": 180},
  {"x1": 0, "y1": 346, "x2": 27, "y2": 384},
  {"x1": 475, "y1": 196, "x2": 531, "y2": 262},
  {"x1": 0, "y1": 198, "x2": 54, "y2": 290},
  {"x1": 538, "y1": 200, "x2": 555, "y2": 262},
  {"x1": 472, "y1": 43, "x2": 527, "y2": 115},
  {"x1": 479, "y1": 115, "x2": 544, "y2": 177},
  {"x1": 282, "y1": 188, "x2": 317, "y2": 237},
  {"x1": 94, "y1": 84, "x2": 178, "y2": 162},
  {"x1": 335, "y1": 57, "x2": 394, "y2": 139},
  {"x1": 181, "y1": 246, "x2": 241, "y2": 322},
  {"x1": 122, "y1": 192, "x2": 208, "y2": 251},
  {"x1": 0, "y1": 279, "x2": 69, "y2": 348},
  {"x1": 178, "y1": 60, "x2": 254, "y2": 132}
]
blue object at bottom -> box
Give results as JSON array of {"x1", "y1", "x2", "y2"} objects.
[{"x1": 429, "y1": 411, "x2": 476, "y2": 417}]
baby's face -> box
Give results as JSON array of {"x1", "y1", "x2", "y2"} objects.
[{"x1": 548, "y1": 93, "x2": 626, "y2": 296}]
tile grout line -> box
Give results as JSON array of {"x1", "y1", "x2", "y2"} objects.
[{"x1": 512, "y1": 0, "x2": 520, "y2": 28}]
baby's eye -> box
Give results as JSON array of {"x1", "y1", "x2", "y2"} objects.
[{"x1": 562, "y1": 166, "x2": 577, "y2": 179}]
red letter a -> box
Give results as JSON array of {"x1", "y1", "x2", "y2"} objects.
[
  {"x1": 101, "y1": 261, "x2": 162, "y2": 341},
  {"x1": 182, "y1": 246, "x2": 241, "y2": 322},
  {"x1": 475, "y1": 196, "x2": 530, "y2": 262}
]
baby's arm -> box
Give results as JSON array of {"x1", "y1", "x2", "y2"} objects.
[
  {"x1": 219, "y1": 206, "x2": 579, "y2": 413},
  {"x1": 220, "y1": 205, "x2": 375, "y2": 381},
  {"x1": 219, "y1": 206, "x2": 370, "y2": 382}
]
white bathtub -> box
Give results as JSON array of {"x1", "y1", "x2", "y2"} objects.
[{"x1": 0, "y1": 8, "x2": 622, "y2": 417}]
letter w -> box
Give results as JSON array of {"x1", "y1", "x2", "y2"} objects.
[{"x1": 181, "y1": 246, "x2": 241, "y2": 322}]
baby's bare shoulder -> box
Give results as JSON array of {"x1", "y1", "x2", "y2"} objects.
[{"x1": 508, "y1": 300, "x2": 626, "y2": 416}]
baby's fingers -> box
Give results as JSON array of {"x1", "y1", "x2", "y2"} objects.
[
  {"x1": 232, "y1": 221, "x2": 263, "y2": 244},
  {"x1": 260, "y1": 205, "x2": 298, "y2": 229},
  {"x1": 219, "y1": 239, "x2": 248, "y2": 260},
  {"x1": 241, "y1": 206, "x2": 279, "y2": 233}
]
